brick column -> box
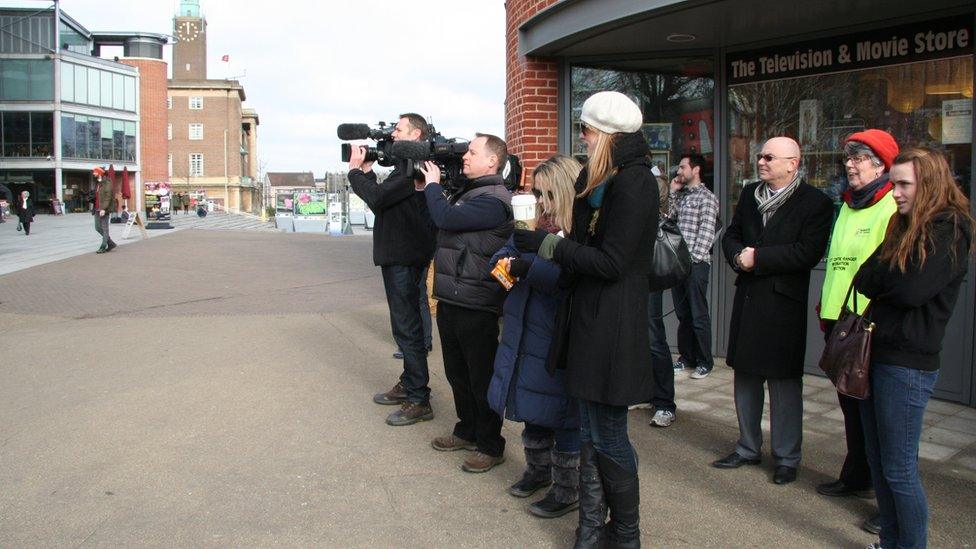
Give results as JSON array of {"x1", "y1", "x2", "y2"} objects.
[{"x1": 505, "y1": 0, "x2": 560, "y2": 190}]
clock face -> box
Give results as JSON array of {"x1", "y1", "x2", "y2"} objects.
[{"x1": 176, "y1": 21, "x2": 202, "y2": 42}]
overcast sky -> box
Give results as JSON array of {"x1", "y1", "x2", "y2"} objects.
[{"x1": 10, "y1": 0, "x2": 507, "y2": 175}]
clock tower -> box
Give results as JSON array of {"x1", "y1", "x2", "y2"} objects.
[{"x1": 173, "y1": 0, "x2": 207, "y2": 80}]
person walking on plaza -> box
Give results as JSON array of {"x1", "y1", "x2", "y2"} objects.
[
  {"x1": 669, "y1": 153, "x2": 719, "y2": 380},
  {"x1": 855, "y1": 147, "x2": 973, "y2": 549},
  {"x1": 92, "y1": 167, "x2": 118, "y2": 253},
  {"x1": 514, "y1": 91, "x2": 657, "y2": 548},
  {"x1": 714, "y1": 137, "x2": 832, "y2": 485},
  {"x1": 487, "y1": 155, "x2": 582, "y2": 519},
  {"x1": 182, "y1": 192, "x2": 191, "y2": 215},
  {"x1": 421, "y1": 133, "x2": 513, "y2": 473},
  {"x1": 15, "y1": 190, "x2": 35, "y2": 235},
  {"x1": 816, "y1": 129, "x2": 900, "y2": 533},
  {"x1": 347, "y1": 114, "x2": 437, "y2": 427}
]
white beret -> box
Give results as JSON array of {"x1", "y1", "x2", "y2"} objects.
[{"x1": 580, "y1": 91, "x2": 643, "y2": 134}]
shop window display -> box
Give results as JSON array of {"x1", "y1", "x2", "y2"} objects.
[
  {"x1": 571, "y1": 61, "x2": 715, "y2": 185},
  {"x1": 727, "y1": 56, "x2": 973, "y2": 211}
]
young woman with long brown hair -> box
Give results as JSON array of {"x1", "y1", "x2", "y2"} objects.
[{"x1": 855, "y1": 147, "x2": 975, "y2": 549}]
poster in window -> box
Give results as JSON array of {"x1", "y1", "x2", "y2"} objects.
[
  {"x1": 642, "y1": 123, "x2": 672, "y2": 151},
  {"x1": 799, "y1": 100, "x2": 820, "y2": 149},
  {"x1": 649, "y1": 151, "x2": 669, "y2": 177},
  {"x1": 942, "y1": 99, "x2": 973, "y2": 145}
]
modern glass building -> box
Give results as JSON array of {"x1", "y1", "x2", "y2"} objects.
[
  {"x1": 0, "y1": 7, "x2": 144, "y2": 213},
  {"x1": 506, "y1": 1, "x2": 975, "y2": 404}
]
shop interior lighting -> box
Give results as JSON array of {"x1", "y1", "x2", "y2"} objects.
[{"x1": 666, "y1": 33, "x2": 697, "y2": 43}]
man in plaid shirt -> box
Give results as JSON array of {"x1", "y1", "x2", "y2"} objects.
[{"x1": 669, "y1": 154, "x2": 720, "y2": 379}]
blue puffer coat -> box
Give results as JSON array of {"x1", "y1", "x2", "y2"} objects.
[{"x1": 487, "y1": 237, "x2": 580, "y2": 431}]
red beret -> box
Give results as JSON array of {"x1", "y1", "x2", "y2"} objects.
[{"x1": 845, "y1": 129, "x2": 899, "y2": 171}]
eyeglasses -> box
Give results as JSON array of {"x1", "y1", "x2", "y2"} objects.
[
  {"x1": 756, "y1": 153, "x2": 797, "y2": 163},
  {"x1": 845, "y1": 154, "x2": 871, "y2": 165},
  {"x1": 578, "y1": 121, "x2": 593, "y2": 135},
  {"x1": 531, "y1": 188, "x2": 554, "y2": 200}
]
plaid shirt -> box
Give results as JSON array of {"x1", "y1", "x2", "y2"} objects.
[{"x1": 669, "y1": 184, "x2": 720, "y2": 263}]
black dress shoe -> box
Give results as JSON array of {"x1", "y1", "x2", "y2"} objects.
[
  {"x1": 861, "y1": 513, "x2": 882, "y2": 535},
  {"x1": 816, "y1": 479, "x2": 874, "y2": 498},
  {"x1": 773, "y1": 465, "x2": 797, "y2": 484},
  {"x1": 712, "y1": 452, "x2": 761, "y2": 469}
]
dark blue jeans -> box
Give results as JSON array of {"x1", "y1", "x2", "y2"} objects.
[
  {"x1": 671, "y1": 261, "x2": 713, "y2": 370},
  {"x1": 580, "y1": 400, "x2": 637, "y2": 474},
  {"x1": 524, "y1": 422, "x2": 581, "y2": 454},
  {"x1": 860, "y1": 363, "x2": 939, "y2": 549},
  {"x1": 381, "y1": 264, "x2": 430, "y2": 403},
  {"x1": 418, "y1": 264, "x2": 432, "y2": 348},
  {"x1": 648, "y1": 291, "x2": 675, "y2": 412}
]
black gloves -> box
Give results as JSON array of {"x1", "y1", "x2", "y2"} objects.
[
  {"x1": 508, "y1": 257, "x2": 530, "y2": 278},
  {"x1": 513, "y1": 228, "x2": 548, "y2": 253}
]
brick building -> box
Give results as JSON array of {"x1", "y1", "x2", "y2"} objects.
[{"x1": 167, "y1": 0, "x2": 259, "y2": 213}]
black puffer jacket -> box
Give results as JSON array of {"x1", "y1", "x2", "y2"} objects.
[
  {"x1": 548, "y1": 131, "x2": 658, "y2": 406},
  {"x1": 348, "y1": 163, "x2": 435, "y2": 267},
  {"x1": 431, "y1": 175, "x2": 514, "y2": 314},
  {"x1": 855, "y1": 213, "x2": 971, "y2": 371}
]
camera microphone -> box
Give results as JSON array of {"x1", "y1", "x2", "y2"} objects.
[
  {"x1": 336, "y1": 123, "x2": 371, "y2": 140},
  {"x1": 390, "y1": 140, "x2": 431, "y2": 161}
]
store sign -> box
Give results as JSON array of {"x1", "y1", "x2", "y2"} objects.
[{"x1": 728, "y1": 16, "x2": 973, "y2": 85}]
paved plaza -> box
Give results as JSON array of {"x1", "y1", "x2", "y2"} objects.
[{"x1": 1, "y1": 227, "x2": 975, "y2": 547}]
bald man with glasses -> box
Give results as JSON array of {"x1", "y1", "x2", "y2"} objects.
[{"x1": 714, "y1": 137, "x2": 833, "y2": 485}]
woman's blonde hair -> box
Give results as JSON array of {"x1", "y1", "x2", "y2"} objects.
[
  {"x1": 580, "y1": 128, "x2": 618, "y2": 197},
  {"x1": 533, "y1": 154, "x2": 582, "y2": 234},
  {"x1": 879, "y1": 147, "x2": 975, "y2": 272}
]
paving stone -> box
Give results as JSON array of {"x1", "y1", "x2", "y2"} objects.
[
  {"x1": 921, "y1": 427, "x2": 976, "y2": 449},
  {"x1": 926, "y1": 398, "x2": 967, "y2": 416},
  {"x1": 919, "y1": 441, "x2": 961, "y2": 462},
  {"x1": 934, "y1": 416, "x2": 976, "y2": 436}
]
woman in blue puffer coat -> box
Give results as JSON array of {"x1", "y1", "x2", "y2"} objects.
[{"x1": 488, "y1": 155, "x2": 581, "y2": 519}]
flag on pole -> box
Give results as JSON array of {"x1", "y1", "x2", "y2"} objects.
[{"x1": 221, "y1": 54, "x2": 229, "y2": 62}]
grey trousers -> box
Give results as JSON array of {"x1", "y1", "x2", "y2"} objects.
[
  {"x1": 94, "y1": 213, "x2": 113, "y2": 248},
  {"x1": 733, "y1": 371, "x2": 803, "y2": 467}
]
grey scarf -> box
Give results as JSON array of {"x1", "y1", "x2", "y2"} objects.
[{"x1": 755, "y1": 173, "x2": 800, "y2": 225}]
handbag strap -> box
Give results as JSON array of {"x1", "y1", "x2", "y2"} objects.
[{"x1": 842, "y1": 275, "x2": 872, "y2": 318}]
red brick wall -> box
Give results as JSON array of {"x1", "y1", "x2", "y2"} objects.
[
  {"x1": 121, "y1": 58, "x2": 168, "y2": 210},
  {"x1": 505, "y1": 0, "x2": 560, "y2": 190}
]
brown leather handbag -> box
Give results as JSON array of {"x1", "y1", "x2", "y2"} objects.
[{"x1": 819, "y1": 280, "x2": 875, "y2": 400}]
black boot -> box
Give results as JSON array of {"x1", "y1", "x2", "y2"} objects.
[
  {"x1": 529, "y1": 449, "x2": 579, "y2": 518},
  {"x1": 573, "y1": 442, "x2": 606, "y2": 548},
  {"x1": 509, "y1": 429, "x2": 552, "y2": 498},
  {"x1": 596, "y1": 452, "x2": 640, "y2": 549}
]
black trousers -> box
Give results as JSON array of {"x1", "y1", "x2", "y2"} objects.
[
  {"x1": 823, "y1": 319, "x2": 871, "y2": 488},
  {"x1": 648, "y1": 291, "x2": 675, "y2": 412},
  {"x1": 436, "y1": 301, "x2": 505, "y2": 457}
]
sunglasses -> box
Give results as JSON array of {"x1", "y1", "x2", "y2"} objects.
[
  {"x1": 531, "y1": 188, "x2": 555, "y2": 200},
  {"x1": 577, "y1": 121, "x2": 593, "y2": 135},
  {"x1": 756, "y1": 153, "x2": 797, "y2": 162}
]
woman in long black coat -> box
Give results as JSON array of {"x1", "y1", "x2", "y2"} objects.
[
  {"x1": 515, "y1": 91, "x2": 656, "y2": 549},
  {"x1": 15, "y1": 190, "x2": 35, "y2": 236}
]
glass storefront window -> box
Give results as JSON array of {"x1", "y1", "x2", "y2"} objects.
[
  {"x1": 727, "y1": 56, "x2": 973, "y2": 211},
  {"x1": 125, "y1": 121, "x2": 136, "y2": 161},
  {"x1": 2, "y1": 112, "x2": 28, "y2": 156},
  {"x1": 61, "y1": 114, "x2": 76, "y2": 158},
  {"x1": 571, "y1": 59, "x2": 715, "y2": 186},
  {"x1": 30, "y1": 112, "x2": 52, "y2": 157}
]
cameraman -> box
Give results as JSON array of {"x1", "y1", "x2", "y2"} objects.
[
  {"x1": 347, "y1": 113, "x2": 436, "y2": 427},
  {"x1": 419, "y1": 134, "x2": 513, "y2": 473}
]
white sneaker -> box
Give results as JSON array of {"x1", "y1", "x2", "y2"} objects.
[
  {"x1": 690, "y1": 366, "x2": 712, "y2": 379},
  {"x1": 649, "y1": 410, "x2": 675, "y2": 427}
]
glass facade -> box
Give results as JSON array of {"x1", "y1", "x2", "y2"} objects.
[
  {"x1": 571, "y1": 59, "x2": 716, "y2": 185},
  {"x1": 60, "y1": 63, "x2": 136, "y2": 112},
  {"x1": 0, "y1": 111, "x2": 53, "y2": 157},
  {"x1": 727, "y1": 56, "x2": 974, "y2": 211},
  {"x1": 60, "y1": 113, "x2": 136, "y2": 161},
  {"x1": 59, "y1": 21, "x2": 91, "y2": 55},
  {"x1": 0, "y1": 59, "x2": 53, "y2": 100}
]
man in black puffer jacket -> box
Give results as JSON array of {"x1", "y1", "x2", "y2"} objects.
[
  {"x1": 419, "y1": 133, "x2": 514, "y2": 474},
  {"x1": 347, "y1": 113, "x2": 437, "y2": 427}
]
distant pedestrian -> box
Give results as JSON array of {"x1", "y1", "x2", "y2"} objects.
[
  {"x1": 183, "y1": 193, "x2": 190, "y2": 214},
  {"x1": 15, "y1": 190, "x2": 35, "y2": 235},
  {"x1": 646, "y1": 166, "x2": 679, "y2": 428},
  {"x1": 92, "y1": 167, "x2": 118, "y2": 253},
  {"x1": 715, "y1": 136, "x2": 833, "y2": 485},
  {"x1": 855, "y1": 147, "x2": 974, "y2": 549}
]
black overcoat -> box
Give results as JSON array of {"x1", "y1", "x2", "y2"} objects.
[
  {"x1": 549, "y1": 132, "x2": 658, "y2": 406},
  {"x1": 721, "y1": 181, "x2": 832, "y2": 379}
]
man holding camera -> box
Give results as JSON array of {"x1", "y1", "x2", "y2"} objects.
[
  {"x1": 419, "y1": 134, "x2": 513, "y2": 473},
  {"x1": 347, "y1": 113, "x2": 437, "y2": 427}
]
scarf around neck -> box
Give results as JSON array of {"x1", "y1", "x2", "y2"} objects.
[
  {"x1": 755, "y1": 173, "x2": 800, "y2": 225},
  {"x1": 843, "y1": 173, "x2": 892, "y2": 210}
]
